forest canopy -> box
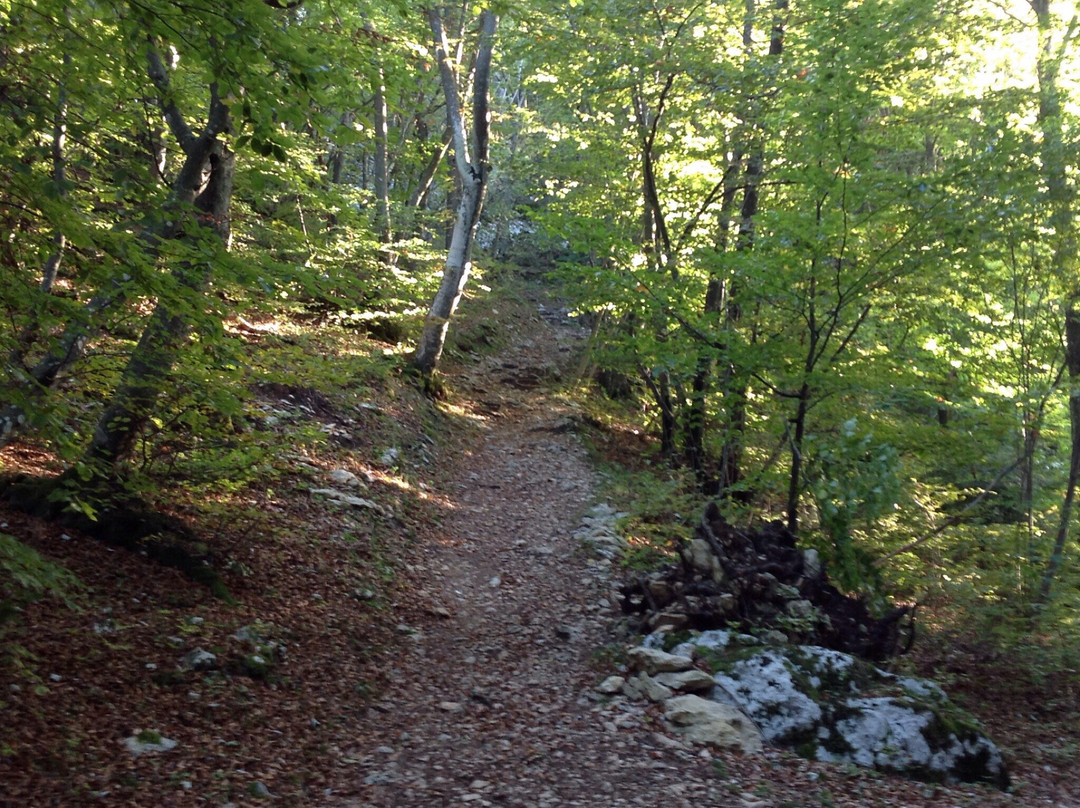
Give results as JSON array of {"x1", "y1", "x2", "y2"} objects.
[{"x1": 0, "y1": 0, "x2": 1078, "y2": 647}]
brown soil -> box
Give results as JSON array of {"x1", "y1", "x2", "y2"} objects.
[{"x1": 1, "y1": 280, "x2": 1078, "y2": 808}]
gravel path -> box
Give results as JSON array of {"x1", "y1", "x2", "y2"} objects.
[{"x1": 340, "y1": 295, "x2": 751, "y2": 807}]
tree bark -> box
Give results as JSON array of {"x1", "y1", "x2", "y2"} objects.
[
  {"x1": 686, "y1": 158, "x2": 742, "y2": 484},
  {"x1": 412, "y1": 8, "x2": 498, "y2": 378},
  {"x1": 715, "y1": 0, "x2": 786, "y2": 498},
  {"x1": 83, "y1": 142, "x2": 235, "y2": 468},
  {"x1": 1034, "y1": 3, "x2": 1079, "y2": 603},
  {"x1": 371, "y1": 47, "x2": 392, "y2": 244},
  {"x1": 77, "y1": 49, "x2": 235, "y2": 469},
  {"x1": 0, "y1": 45, "x2": 233, "y2": 450}
]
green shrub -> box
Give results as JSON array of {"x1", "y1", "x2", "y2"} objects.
[{"x1": 0, "y1": 533, "x2": 81, "y2": 628}]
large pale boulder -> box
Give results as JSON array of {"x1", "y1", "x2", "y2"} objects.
[
  {"x1": 663, "y1": 695, "x2": 763, "y2": 753},
  {"x1": 707, "y1": 645, "x2": 1008, "y2": 789}
]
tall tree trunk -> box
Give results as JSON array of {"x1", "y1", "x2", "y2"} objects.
[
  {"x1": 715, "y1": 0, "x2": 786, "y2": 498},
  {"x1": 39, "y1": 61, "x2": 68, "y2": 296},
  {"x1": 786, "y1": 382, "x2": 810, "y2": 533},
  {"x1": 412, "y1": 8, "x2": 498, "y2": 378},
  {"x1": 371, "y1": 51, "x2": 392, "y2": 245},
  {"x1": 84, "y1": 143, "x2": 235, "y2": 468},
  {"x1": 686, "y1": 158, "x2": 741, "y2": 485},
  {"x1": 1034, "y1": 2, "x2": 1079, "y2": 603},
  {"x1": 1040, "y1": 313, "x2": 1080, "y2": 602},
  {"x1": 78, "y1": 46, "x2": 235, "y2": 469},
  {"x1": 10, "y1": 49, "x2": 69, "y2": 367}
]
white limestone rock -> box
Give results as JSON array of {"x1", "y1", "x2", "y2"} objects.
[
  {"x1": 671, "y1": 629, "x2": 733, "y2": 659},
  {"x1": 706, "y1": 645, "x2": 1009, "y2": 789},
  {"x1": 596, "y1": 675, "x2": 625, "y2": 695},
  {"x1": 712, "y1": 650, "x2": 823, "y2": 740},
  {"x1": 123, "y1": 732, "x2": 177, "y2": 755},
  {"x1": 329, "y1": 468, "x2": 363, "y2": 487},
  {"x1": 653, "y1": 669, "x2": 716, "y2": 693},
  {"x1": 622, "y1": 672, "x2": 673, "y2": 703}
]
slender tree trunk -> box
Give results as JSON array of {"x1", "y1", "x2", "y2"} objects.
[
  {"x1": 39, "y1": 65, "x2": 69, "y2": 296},
  {"x1": 407, "y1": 126, "x2": 451, "y2": 210},
  {"x1": 1040, "y1": 305, "x2": 1080, "y2": 601},
  {"x1": 412, "y1": 9, "x2": 498, "y2": 378},
  {"x1": 786, "y1": 382, "x2": 810, "y2": 533},
  {"x1": 77, "y1": 47, "x2": 235, "y2": 469},
  {"x1": 1034, "y1": 2, "x2": 1079, "y2": 602},
  {"x1": 686, "y1": 159, "x2": 741, "y2": 485},
  {"x1": 9, "y1": 54, "x2": 69, "y2": 368},
  {"x1": 715, "y1": 0, "x2": 786, "y2": 497},
  {"x1": 372, "y1": 62, "x2": 392, "y2": 244},
  {"x1": 659, "y1": 371, "x2": 676, "y2": 457},
  {"x1": 0, "y1": 48, "x2": 233, "y2": 450}
]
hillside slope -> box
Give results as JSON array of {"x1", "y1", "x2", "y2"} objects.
[{"x1": 0, "y1": 276, "x2": 1076, "y2": 807}]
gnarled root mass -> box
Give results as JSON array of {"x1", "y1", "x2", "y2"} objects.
[{"x1": 621, "y1": 501, "x2": 914, "y2": 662}]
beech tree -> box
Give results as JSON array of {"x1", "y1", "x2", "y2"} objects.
[{"x1": 412, "y1": 7, "x2": 499, "y2": 378}]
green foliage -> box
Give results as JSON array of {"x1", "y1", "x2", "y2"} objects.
[
  {"x1": 596, "y1": 464, "x2": 697, "y2": 569},
  {"x1": 0, "y1": 533, "x2": 81, "y2": 628},
  {"x1": 0, "y1": 0, "x2": 1076, "y2": 674},
  {"x1": 805, "y1": 419, "x2": 901, "y2": 594}
]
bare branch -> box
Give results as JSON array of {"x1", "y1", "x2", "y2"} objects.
[{"x1": 875, "y1": 457, "x2": 1024, "y2": 566}]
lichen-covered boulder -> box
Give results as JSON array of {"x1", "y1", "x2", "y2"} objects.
[{"x1": 673, "y1": 637, "x2": 1008, "y2": 789}]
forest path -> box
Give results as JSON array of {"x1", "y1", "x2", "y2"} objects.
[{"x1": 341, "y1": 283, "x2": 745, "y2": 807}]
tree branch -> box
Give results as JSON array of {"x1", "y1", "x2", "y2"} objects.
[
  {"x1": 875, "y1": 457, "x2": 1024, "y2": 566},
  {"x1": 428, "y1": 7, "x2": 471, "y2": 179},
  {"x1": 146, "y1": 44, "x2": 196, "y2": 153}
]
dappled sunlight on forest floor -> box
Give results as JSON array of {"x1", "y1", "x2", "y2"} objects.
[{"x1": 0, "y1": 279, "x2": 1078, "y2": 807}]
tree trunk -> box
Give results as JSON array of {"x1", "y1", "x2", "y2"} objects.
[
  {"x1": 83, "y1": 144, "x2": 235, "y2": 468},
  {"x1": 77, "y1": 50, "x2": 235, "y2": 469},
  {"x1": 0, "y1": 49, "x2": 233, "y2": 450},
  {"x1": 412, "y1": 9, "x2": 498, "y2": 378},
  {"x1": 715, "y1": 0, "x2": 786, "y2": 498},
  {"x1": 372, "y1": 60, "x2": 392, "y2": 244},
  {"x1": 786, "y1": 382, "x2": 810, "y2": 533},
  {"x1": 1039, "y1": 303, "x2": 1080, "y2": 602},
  {"x1": 1034, "y1": 2, "x2": 1079, "y2": 603},
  {"x1": 412, "y1": 177, "x2": 486, "y2": 375},
  {"x1": 686, "y1": 160, "x2": 741, "y2": 485}
]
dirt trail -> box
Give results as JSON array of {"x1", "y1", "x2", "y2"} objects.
[
  {"x1": 337, "y1": 287, "x2": 1038, "y2": 808},
  {"x1": 341, "y1": 291, "x2": 737, "y2": 807}
]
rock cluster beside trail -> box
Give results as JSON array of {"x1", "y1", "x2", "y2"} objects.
[
  {"x1": 573, "y1": 503, "x2": 629, "y2": 560},
  {"x1": 605, "y1": 629, "x2": 1009, "y2": 789},
  {"x1": 594, "y1": 501, "x2": 1008, "y2": 789}
]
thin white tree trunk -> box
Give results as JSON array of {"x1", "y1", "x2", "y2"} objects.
[{"x1": 412, "y1": 8, "x2": 497, "y2": 377}]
